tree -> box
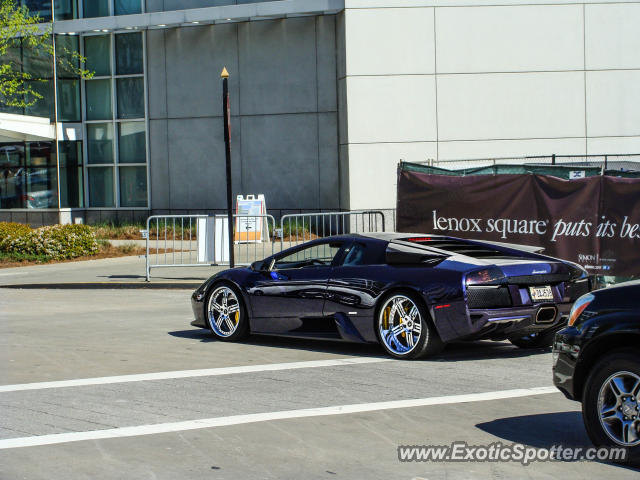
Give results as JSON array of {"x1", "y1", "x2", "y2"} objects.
[{"x1": 0, "y1": 0, "x2": 92, "y2": 109}]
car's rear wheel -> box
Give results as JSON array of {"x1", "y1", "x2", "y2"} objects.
[
  {"x1": 582, "y1": 350, "x2": 640, "y2": 463},
  {"x1": 509, "y1": 330, "x2": 556, "y2": 349},
  {"x1": 206, "y1": 283, "x2": 249, "y2": 341},
  {"x1": 376, "y1": 293, "x2": 443, "y2": 359}
]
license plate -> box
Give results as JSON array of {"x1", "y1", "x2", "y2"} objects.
[{"x1": 529, "y1": 285, "x2": 554, "y2": 302}]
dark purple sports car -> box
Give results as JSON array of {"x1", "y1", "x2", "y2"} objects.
[{"x1": 190, "y1": 233, "x2": 590, "y2": 359}]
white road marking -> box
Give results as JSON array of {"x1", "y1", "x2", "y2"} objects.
[
  {"x1": 0, "y1": 386, "x2": 558, "y2": 449},
  {"x1": 0, "y1": 357, "x2": 390, "y2": 393}
]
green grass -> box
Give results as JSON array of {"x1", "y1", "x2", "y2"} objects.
[
  {"x1": 92, "y1": 221, "x2": 196, "y2": 240},
  {"x1": 0, "y1": 251, "x2": 53, "y2": 264},
  {"x1": 281, "y1": 219, "x2": 312, "y2": 239}
]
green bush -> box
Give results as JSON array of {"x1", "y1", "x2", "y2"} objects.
[
  {"x1": 0, "y1": 223, "x2": 99, "y2": 260},
  {"x1": 0, "y1": 222, "x2": 32, "y2": 251}
]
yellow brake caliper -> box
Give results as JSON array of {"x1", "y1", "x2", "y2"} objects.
[
  {"x1": 383, "y1": 306, "x2": 390, "y2": 329},
  {"x1": 234, "y1": 310, "x2": 239, "y2": 324},
  {"x1": 401, "y1": 304, "x2": 410, "y2": 338}
]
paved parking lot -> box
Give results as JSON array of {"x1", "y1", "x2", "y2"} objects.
[{"x1": 1, "y1": 287, "x2": 638, "y2": 479}]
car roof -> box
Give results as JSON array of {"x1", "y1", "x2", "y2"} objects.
[{"x1": 353, "y1": 232, "x2": 447, "y2": 241}]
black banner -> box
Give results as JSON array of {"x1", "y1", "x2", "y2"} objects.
[{"x1": 396, "y1": 169, "x2": 640, "y2": 277}]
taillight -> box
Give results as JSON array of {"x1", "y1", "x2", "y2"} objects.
[
  {"x1": 568, "y1": 293, "x2": 594, "y2": 326},
  {"x1": 465, "y1": 267, "x2": 505, "y2": 286}
]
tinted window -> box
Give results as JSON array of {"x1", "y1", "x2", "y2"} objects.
[
  {"x1": 342, "y1": 243, "x2": 366, "y2": 266},
  {"x1": 275, "y1": 242, "x2": 342, "y2": 270}
]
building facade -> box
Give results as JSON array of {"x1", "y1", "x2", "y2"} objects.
[{"x1": 0, "y1": 0, "x2": 639, "y2": 225}]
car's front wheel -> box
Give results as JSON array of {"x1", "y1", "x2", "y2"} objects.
[
  {"x1": 582, "y1": 350, "x2": 640, "y2": 463},
  {"x1": 376, "y1": 293, "x2": 443, "y2": 359},
  {"x1": 206, "y1": 283, "x2": 249, "y2": 341}
]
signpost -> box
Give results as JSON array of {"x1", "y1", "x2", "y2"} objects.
[{"x1": 221, "y1": 67, "x2": 235, "y2": 268}]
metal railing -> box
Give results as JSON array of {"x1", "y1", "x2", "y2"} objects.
[
  {"x1": 423, "y1": 153, "x2": 640, "y2": 172},
  {"x1": 279, "y1": 210, "x2": 386, "y2": 251},
  {"x1": 145, "y1": 214, "x2": 276, "y2": 280},
  {"x1": 145, "y1": 210, "x2": 386, "y2": 280}
]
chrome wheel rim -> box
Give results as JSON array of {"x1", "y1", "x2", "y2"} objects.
[
  {"x1": 207, "y1": 286, "x2": 240, "y2": 337},
  {"x1": 598, "y1": 370, "x2": 640, "y2": 446},
  {"x1": 378, "y1": 295, "x2": 423, "y2": 355}
]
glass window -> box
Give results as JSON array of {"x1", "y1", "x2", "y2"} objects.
[
  {"x1": 342, "y1": 243, "x2": 366, "y2": 266},
  {"x1": 26, "y1": 167, "x2": 58, "y2": 208},
  {"x1": 0, "y1": 142, "x2": 58, "y2": 209},
  {"x1": 115, "y1": 33, "x2": 143, "y2": 75},
  {"x1": 88, "y1": 167, "x2": 114, "y2": 207},
  {"x1": 22, "y1": 38, "x2": 53, "y2": 78},
  {"x1": 22, "y1": 0, "x2": 52, "y2": 22},
  {"x1": 26, "y1": 142, "x2": 54, "y2": 167},
  {"x1": 115, "y1": 0, "x2": 141, "y2": 16},
  {"x1": 275, "y1": 242, "x2": 342, "y2": 269},
  {"x1": 0, "y1": 144, "x2": 24, "y2": 208},
  {"x1": 85, "y1": 79, "x2": 112, "y2": 120},
  {"x1": 84, "y1": 35, "x2": 111, "y2": 76},
  {"x1": 87, "y1": 123, "x2": 114, "y2": 164},
  {"x1": 24, "y1": 79, "x2": 54, "y2": 120},
  {"x1": 54, "y1": 0, "x2": 78, "y2": 20},
  {"x1": 118, "y1": 122, "x2": 146, "y2": 163},
  {"x1": 57, "y1": 79, "x2": 81, "y2": 122},
  {"x1": 59, "y1": 141, "x2": 84, "y2": 208},
  {"x1": 55, "y1": 35, "x2": 80, "y2": 75},
  {"x1": 116, "y1": 77, "x2": 144, "y2": 119},
  {"x1": 119, "y1": 166, "x2": 147, "y2": 207},
  {"x1": 83, "y1": 0, "x2": 109, "y2": 18}
]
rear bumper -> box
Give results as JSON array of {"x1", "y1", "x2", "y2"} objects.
[{"x1": 465, "y1": 303, "x2": 572, "y2": 340}]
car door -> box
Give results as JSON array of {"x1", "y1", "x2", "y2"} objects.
[
  {"x1": 323, "y1": 241, "x2": 384, "y2": 342},
  {"x1": 247, "y1": 240, "x2": 347, "y2": 335}
]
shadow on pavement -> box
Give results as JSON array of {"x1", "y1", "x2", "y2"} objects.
[
  {"x1": 168, "y1": 329, "x2": 385, "y2": 356},
  {"x1": 168, "y1": 329, "x2": 548, "y2": 361},
  {"x1": 477, "y1": 412, "x2": 639, "y2": 470},
  {"x1": 477, "y1": 412, "x2": 588, "y2": 448},
  {"x1": 433, "y1": 341, "x2": 550, "y2": 362}
]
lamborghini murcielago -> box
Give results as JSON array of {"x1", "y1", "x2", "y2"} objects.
[{"x1": 190, "y1": 233, "x2": 590, "y2": 359}]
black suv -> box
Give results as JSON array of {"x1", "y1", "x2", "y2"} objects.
[{"x1": 553, "y1": 280, "x2": 640, "y2": 460}]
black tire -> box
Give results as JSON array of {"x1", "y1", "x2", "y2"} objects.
[
  {"x1": 582, "y1": 350, "x2": 640, "y2": 464},
  {"x1": 205, "y1": 282, "x2": 249, "y2": 341},
  {"x1": 509, "y1": 330, "x2": 556, "y2": 349},
  {"x1": 375, "y1": 291, "x2": 443, "y2": 360}
]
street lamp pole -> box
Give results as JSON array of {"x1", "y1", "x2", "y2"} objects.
[{"x1": 221, "y1": 67, "x2": 235, "y2": 268}]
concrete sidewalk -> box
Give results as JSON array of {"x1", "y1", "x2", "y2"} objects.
[{"x1": 0, "y1": 255, "x2": 223, "y2": 289}]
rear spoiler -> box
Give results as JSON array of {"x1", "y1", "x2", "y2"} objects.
[{"x1": 478, "y1": 240, "x2": 545, "y2": 254}]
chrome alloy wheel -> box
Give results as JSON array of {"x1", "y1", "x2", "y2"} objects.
[
  {"x1": 598, "y1": 370, "x2": 640, "y2": 446},
  {"x1": 207, "y1": 286, "x2": 241, "y2": 337},
  {"x1": 378, "y1": 295, "x2": 423, "y2": 355}
]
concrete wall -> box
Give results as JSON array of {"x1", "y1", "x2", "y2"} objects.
[
  {"x1": 146, "y1": 15, "x2": 340, "y2": 213},
  {"x1": 341, "y1": 1, "x2": 640, "y2": 210}
]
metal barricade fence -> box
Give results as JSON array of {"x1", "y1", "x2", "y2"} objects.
[
  {"x1": 279, "y1": 210, "x2": 386, "y2": 251},
  {"x1": 224, "y1": 213, "x2": 276, "y2": 267},
  {"x1": 145, "y1": 214, "x2": 276, "y2": 280}
]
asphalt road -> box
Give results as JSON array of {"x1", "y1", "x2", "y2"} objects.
[{"x1": 1, "y1": 288, "x2": 637, "y2": 479}]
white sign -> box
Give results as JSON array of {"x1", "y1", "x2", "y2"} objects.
[
  {"x1": 569, "y1": 170, "x2": 586, "y2": 179},
  {"x1": 235, "y1": 194, "x2": 268, "y2": 243}
]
